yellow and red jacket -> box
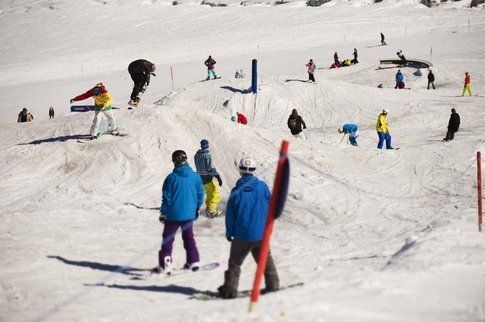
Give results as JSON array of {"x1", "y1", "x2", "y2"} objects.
[
  {"x1": 72, "y1": 83, "x2": 112, "y2": 110},
  {"x1": 376, "y1": 113, "x2": 390, "y2": 133}
]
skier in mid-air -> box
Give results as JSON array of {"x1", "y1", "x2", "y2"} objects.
[
  {"x1": 70, "y1": 82, "x2": 117, "y2": 139},
  {"x1": 155, "y1": 150, "x2": 205, "y2": 274},
  {"x1": 128, "y1": 59, "x2": 156, "y2": 108},
  {"x1": 194, "y1": 139, "x2": 223, "y2": 218},
  {"x1": 217, "y1": 157, "x2": 280, "y2": 299}
]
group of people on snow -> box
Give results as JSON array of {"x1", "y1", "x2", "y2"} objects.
[
  {"x1": 155, "y1": 142, "x2": 279, "y2": 299},
  {"x1": 330, "y1": 49, "x2": 359, "y2": 69},
  {"x1": 17, "y1": 107, "x2": 55, "y2": 122}
]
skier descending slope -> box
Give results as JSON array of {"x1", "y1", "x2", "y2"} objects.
[
  {"x1": 194, "y1": 139, "x2": 223, "y2": 218},
  {"x1": 218, "y1": 157, "x2": 280, "y2": 299},
  {"x1": 128, "y1": 59, "x2": 156, "y2": 108},
  {"x1": 70, "y1": 82, "x2": 117, "y2": 139},
  {"x1": 154, "y1": 150, "x2": 205, "y2": 274}
]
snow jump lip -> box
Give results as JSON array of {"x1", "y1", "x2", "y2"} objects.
[{"x1": 378, "y1": 59, "x2": 433, "y2": 69}]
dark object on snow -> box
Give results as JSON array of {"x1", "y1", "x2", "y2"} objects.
[
  {"x1": 378, "y1": 84, "x2": 383, "y2": 88},
  {"x1": 49, "y1": 107, "x2": 55, "y2": 119},
  {"x1": 444, "y1": 108, "x2": 460, "y2": 141},
  {"x1": 427, "y1": 70, "x2": 436, "y2": 89},
  {"x1": 379, "y1": 59, "x2": 432, "y2": 69},
  {"x1": 471, "y1": 0, "x2": 485, "y2": 6},
  {"x1": 307, "y1": 0, "x2": 331, "y2": 6},
  {"x1": 380, "y1": 32, "x2": 386, "y2": 45}
]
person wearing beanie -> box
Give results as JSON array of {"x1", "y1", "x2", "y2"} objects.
[
  {"x1": 154, "y1": 150, "x2": 205, "y2": 275},
  {"x1": 70, "y1": 82, "x2": 117, "y2": 139},
  {"x1": 218, "y1": 157, "x2": 280, "y2": 299},
  {"x1": 194, "y1": 139, "x2": 223, "y2": 218}
]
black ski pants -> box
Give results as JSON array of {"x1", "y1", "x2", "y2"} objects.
[
  {"x1": 130, "y1": 72, "x2": 148, "y2": 100},
  {"x1": 308, "y1": 72, "x2": 315, "y2": 83}
]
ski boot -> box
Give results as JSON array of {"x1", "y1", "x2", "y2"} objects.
[
  {"x1": 217, "y1": 285, "x2": 237, "y2": 299},
  {"x1": 183, "y1": 262, "x2": 200, "y2": 272},
  {"x1": 151, "y1": 256, "x2": 172, "y2": 275}
]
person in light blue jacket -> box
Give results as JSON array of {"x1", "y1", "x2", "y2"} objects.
[
  {"x1": 338, "y1": 123, "x2": 359, "y2": 146},
  {"x1": 155, "y1": 150, "x2": 205, "y2": 274},
  {"x1": 218, "y1": 157, "x2": 280, "y2": 299}
]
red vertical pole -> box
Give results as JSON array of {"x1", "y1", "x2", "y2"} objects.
[
  {"x1": 249, "y1": 140, "x2": 289, "y2": 312},
  {"x1": 170, "y1": 66, "x2": 174, "y2": 91},
  {"x1": 478, "y1": 151, "x2": 482, "y2": 232}
]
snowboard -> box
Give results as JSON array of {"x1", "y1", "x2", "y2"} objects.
[
  {"x1": 200, "y1": 77, "x2": 221, "y2": 82},
  {"x1": 77, "y1": 132, "x2": 128, "y2": 143},
  {"x1": 191, "y1": 282, "x2": 304, "y2": 301},
  {"x1": 136, "y1": 262, "x2": 220, "y2": 279}
]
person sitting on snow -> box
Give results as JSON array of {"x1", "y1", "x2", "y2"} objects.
[
  {"x1": 17, "y1": 108, "x2": 34, "y2": 123},
  {"x1": 338, "y1": 124, "x2": 359, "y2": 146},
  {"x1": 236, "y1": 112, "x2": 247, "y2": 125},
  {"x1": 218, "y1": 157, "x2": 280, "y2": 299}
]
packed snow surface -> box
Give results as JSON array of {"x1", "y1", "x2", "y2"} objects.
[{"x1": 1, "y1": 0, "x2": 485, "y2": 321}]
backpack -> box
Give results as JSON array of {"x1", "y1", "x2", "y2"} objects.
[{"x1": 288, "y1": 117, "x2": 297, "y2": 129}]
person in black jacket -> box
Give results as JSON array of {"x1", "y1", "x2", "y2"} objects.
[
  {"x1": 427, "y1": 70, "x2": 435, "y2": 90},
  {"x1": 444, "y1": 108, "x2": 460, "y2": 141},
  {"x1": 287, "y1": 109, "x2": 307, "y2": 139},
  {"x1": 128, "y1": 59, "x2": 156, "y2": 107}
]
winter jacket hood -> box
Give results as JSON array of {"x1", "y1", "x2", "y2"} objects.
[
  {"x1": 225, "y1": 175, "x2": 271, "y2": 242},
  {"x1": 288, "y1": 113, "x2": 306, "y2": 135},
  {"x1": 161, "y1": 165, "x2": 205, "y2": 222}
]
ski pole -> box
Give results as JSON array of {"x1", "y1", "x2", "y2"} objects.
[{"x1": 340, "y1": 133, "x2": 348, "y2": 143}]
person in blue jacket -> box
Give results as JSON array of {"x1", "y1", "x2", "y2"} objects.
[
  {"x1": 217, "y1": 157, "x2": 280, "y2": 299},
  {"x1": 338, "y1": 123, "x2": 359, "y2": 146},
  {"x1": 395, "y1": 69, "x2": 405, "y2": 89},
  {"x1": 154, "y1": 150, "x2": 205, "y2": 274}
]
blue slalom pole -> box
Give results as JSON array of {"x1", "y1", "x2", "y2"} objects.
[{"x1": 252, "y1": 59, "x2": 258, "y2": 94}]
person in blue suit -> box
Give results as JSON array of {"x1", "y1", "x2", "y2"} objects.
[
  {"x1": 338, "y1": 123, "x2": 359, "y2": 146},
  {"x1": 395, "y1": 69, "x2": 405, "y2": 89},
  {"x1": 154, "y1": 150, "x2": 205, "y2": 274},
  {"x1": 218, "y1": 157, "x2": 280, "y2": 299}
]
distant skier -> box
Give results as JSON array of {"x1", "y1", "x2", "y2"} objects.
[
  {"x1": 128, "y1": 59, "x2": 156, "y2": 108},
  {"x1": 338, "y1": 123, "x2": 359, "y2": 146},
  {"x1": 306, "y1": 59, "x2": 316, "y2": 83},
  {"x1": 396, "y1": 50, "x2": 406, "y2": 65},
  {"x1": 154, "y1": 150, "x2": 205, "y2": 274},
  {"x1": 205, "y1": 55, "x2": 218, "y2": 80},
  {"x1": 376, "y1": 109, "x2": 393, "y2": 149},
  {"x1": 427, "y1": 70, "x2": 435, "y2": 90},
  {"x1": 17, "y1": 108, "x2": 33, "y2": 123},
  {"x1": 380, "y1": 32, "x2": 386, "y2": 45},
  {"x1": 334, "y1": 52, "x2": 339, "y2": 66},
  {"x1": 443, "y1": 108, "x2": 460, "y2": 141},
  {"x1": 395, "y1": 69, "x2": 405, "y2": 89},
  {"x1": 217, "y1": 157, "x2": 280, "y2": 299},
  {"x1": 49, "y1": 107, "x2": 55, "y2": 119},
  {"x1": 194, "y1": 139, "x2": 223, "y2": 218},
  {"x1": 287, "y1": 109, "x2": 307, "y2": 139},
  {"x1": 352, "y1": 48, "x2": 358, "y2": 64},
  {"x1": 461, "y1": 72, "x2": 473, "y2": 96},
  {"x1": 70, "y1": 82, "x2": 117, "y2": 139},
  {"x1": 236, "y1": 112, "x2": 247, "y2": 125}
]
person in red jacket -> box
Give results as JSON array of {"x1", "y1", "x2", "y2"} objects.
[
  {"x1": 236, "y1": 112, "x2": 247, "y2": 125},
  {"x1": 462, "y1": 72, "x2": 473, "y2": 97}
]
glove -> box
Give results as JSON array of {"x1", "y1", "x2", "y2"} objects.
[
  {"x1": 151, "y1": 73, "x2": 156, "y2": 77},
  {"x1": 195, "y1": 208, "x2": 200, "y2": 219},
  {"x1": 226, "y1": 236, "x2": 233, "y2": 242},
  {"x1": 70, "y1": 99, "x2": 75, "y2": 103},
  {"x1": 159, "y1": 213, "x2": 165, "y2": 223},
  {"x1": 215, "y1": 175, "x2": 223, "y2": 187}
]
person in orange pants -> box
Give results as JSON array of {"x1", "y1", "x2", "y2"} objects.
[{"x1": 462, "y1": 72, "x2": 473, "y2": 96}]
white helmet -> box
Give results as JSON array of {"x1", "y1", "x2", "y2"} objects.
[
  {"x1": 382, "y1": 109, "x2": 389, "y2": 115},
  {"x1": 238, "y1": 157, "x2": 257, "y2": 174}
]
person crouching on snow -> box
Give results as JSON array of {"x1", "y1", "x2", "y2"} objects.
[
  {"x1": 70, "y1": 82, "x2": 117, "y2": 139},
  {"x1": 154, "y1": 150, "x2": 205, "y2": 274},
  {"x1": 218, "y1": 157, "x2": 280, "y2": 299},
  {"x1": 338, "y1": 123, "x2": 359, "y2": 146}
]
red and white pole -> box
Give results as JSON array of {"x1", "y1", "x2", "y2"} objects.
[
  {"x1": 249, "y1": 140, "x2": 289, "y2": 312},
  {"x1": 478, "y1": 151, "x2": 482, "y2": 232}
]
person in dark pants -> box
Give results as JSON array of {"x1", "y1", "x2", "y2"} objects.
[
  {"x1": 306, "y1": 59, "x2": 316, "y2": 83},
  {"x1": 427, "y1": 70, "x2": 435, "y2": 90},
  {"x1": 128, "y1": 59, "x2": 156, "y2": 107},
  {"x1": 352, "y1": 48, "x2": 358, "y2": 64},
  {"x1": 380, "y1": 32, "x2": 386, "y2": 45},
  {"x1": 17, "y1": 108, "x2": 33, "y2": 122},
  {"x1": 334, "y1": 52, "x2": 339, "y2": 66},
  {"x1": 154, "y1": 150, "x2": 205, "y2": 274},
  {"x1": 444, "y1": 108, "x2": 460, "y2": 141},
  {"x1": 287, "y1": 109, "x2": 307, "y2": 139},
  {"x1": 218, "y1": 157, "x2": 279, "y2": 299},
  {"x1": 49, "y1": 107, "x2": 55, "y2": 119}
]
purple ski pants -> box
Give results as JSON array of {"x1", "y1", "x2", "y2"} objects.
[{"x1": 158, "y1": 220, "x2": 200, "y2": 266}]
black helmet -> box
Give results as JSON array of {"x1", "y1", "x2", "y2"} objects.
[{"x1": 171, "y1": 150, "x2": 188, "y2": 166}]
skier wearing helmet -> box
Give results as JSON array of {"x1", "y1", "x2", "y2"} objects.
[
  {"x1": 128, "y1": 59, "x2": 156, "y2": 108},
  {"x1": 376, "y1": 109, "x2": 393, "y2": 149},
  {"x1": 218, "y1": 157, "x2": 280, "y2": 299},
  {"x1": 70, "y1": 82, "x2": 117, "y2": 139},
  {"x1": 154, "y1": 150, "x2": 205, "y2": 275}
]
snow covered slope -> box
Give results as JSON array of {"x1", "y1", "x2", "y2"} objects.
[{"x1": 1, "y1": 0, "x2": 485, "y2": 321}]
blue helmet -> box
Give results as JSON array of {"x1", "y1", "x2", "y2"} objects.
[{"x1": 200, "y1": 139, "x2": 209, "y2": 149}]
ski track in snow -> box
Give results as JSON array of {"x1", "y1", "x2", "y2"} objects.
[{"x1": 1, "y1": 0, "x2": 485, "y2": 321}]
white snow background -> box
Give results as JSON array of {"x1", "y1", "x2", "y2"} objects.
[{"x1": 1, "y1": 0, "x2": 485, "y2": 321}]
